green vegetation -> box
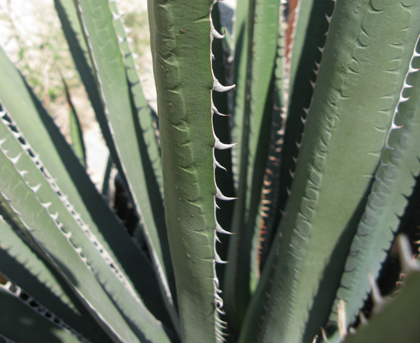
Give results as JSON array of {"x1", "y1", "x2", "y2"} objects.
[{"x1": 1, "y1": 0, "x2": 420, "y2": 342}]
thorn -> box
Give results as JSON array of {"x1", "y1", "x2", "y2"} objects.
[
  {"x1": 30, "y1": 183, "x2": 42, "y2": 193},
  {"x1": 211, "y1": 26, "x2": 225, "y2": 40},
  {"x1": 321, "y1": 328, "x2": 329, "y2": 343},
  {"x1": 41, "y1": 202, "x2": 52, "y2": 209},
  {"x1": 214, "y1": 137, "x2": 236, "y2": 150},
  {"x1": 216, "y1": 222, "x2": 233, "y2": 235},
  {"x1": 399, "y1": 95, "x2": 410, "y2": 103},
  {"x1": 215, "y1": 251, "x2": 227, "y2": 264},
  {"x1": 112, "y1": 12, "x2": 123, "y2": 21},
  {"x1": 212, "y1": 105, "x2": 229, "y2": 116},
  {"x1": 50, "y1": 212, "x2": 59, "y2": 221},
  {"x1": 213, "y1": 78, "x2": 235, "y2": 92},
  {"x1": 397, "y1": 234, "x2": 418, "y2": 273},
  {"x1": 390, "y1": 122, "x2": 403, "y2": 130},
  {"x1": 310, "y1": 80, "x2": 316, "y2": 89},
  {"x1": 318, "y1": 46, "x2": 324, "y2": 53},
  {"x1": 403, "y1": 81, "x2": 413, "y2": 89},
  {"x1": 0, "y1": 138, "x2": 6, "y2": 146},
  {"x1": 10, "y1": 153, "x2": 21, "y2": 165},
  {"x1": 368, "y1": 271, "x2": 385, "y2": 310},
  {"x1": 214, "y1": 158, "x2": 227, "y2": 171},
  {"x1": 325, "y1": 13, "x2": 332, "y2": 23},
  {"x1": 215, "y1": 187, "x2": 235, "y2": 201},
  {"x1": 359, "y1": 312, "x2": 368, "y2": 326},
  {"x1": 11, "y1": 131, "x2": 21, "y2": 139},
  {"x1": 408, "y1": 66, "x2": 420, "y2": 73}
]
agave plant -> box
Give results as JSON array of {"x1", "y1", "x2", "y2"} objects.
[{"x1": 1, "y1": 0, "x2": 420, "y2": 342}]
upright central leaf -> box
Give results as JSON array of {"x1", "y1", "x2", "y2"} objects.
[{"x1": 148, "y1": 0, "x2": 231, "y2": 342}]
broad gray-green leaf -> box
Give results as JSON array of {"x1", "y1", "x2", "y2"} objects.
[
  {"x1": 328, "y1": 36, "x2": 420, "y2": 338},
  {"x1": 148, "y1": 0, "x2": 232, "y2": 341},
  {"x1": 240, "y1": 1, "x2": 420, "y2": 342}
]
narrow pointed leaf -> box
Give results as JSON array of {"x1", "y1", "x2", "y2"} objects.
[
  {"x1": 74, "y1": 0, "x2": 175, "y2": 313},
  {"x1": 224, "y1": 0, "x2": 281, "y2": 335},
  {"x1": 61, "y1": 76, "x2": 86, "y2": 167}
]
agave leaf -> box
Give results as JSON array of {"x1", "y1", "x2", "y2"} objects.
[
  {"x1": 224, "y1": 0, "x2": 281, "y2": 335},
  {"x1": 148, "y1": 104, "x2": 161, "y2": 149},
  {"x1": 105, "y1": 2, "x2": 179, "y2": 316},
  {"x1": 108, "y1": 0, "x2": 164, "y2": 198},
  {"x1": 343, "y1": 236, "x2": 420, "y2": 343},
  {"x1": 101, "y1": 154, "x2": 113, "y2": 197},
  {"x1": 0, "y1": 215, "x2": 113, "y2": 343},
  {"x1": 240, "y1": 1, "x2": 420, "y2": 342},
  {"x1": 0, "y1": 46, "x2": 175, "y2": 338},
  {"x1": 230, "y1": 0, "x2": 250, "y2": 190},
  {"x1": 74, "y1": 0, "x2": 176, "y2": 314},
  {"x1": 328, "y1": 36, "x2": 420, "y2": 337},
  {"x1": 250, "y1": 9, "x2": 286, "y2": 292},
  {"x1": 0, "y1": 109, "x2": 172, "y2": 342},
  {"x1": 277, "y1": 0, "x2": 334, "y2": 225},
  {"x1": 211, "y1": 1, "x2": 235, "y2": 286},
  {"x1": 53, "y1": 0, "x2": 127, "y2": 185},
  {"x1": 0, "y1": 282, "x2": 85, "y2": 343},
  {"x1": 148, "y1": 0, "x2": 234, "y2": 341},
  {"x1": 0, "y1": 147, "x2": 143, "y2": 342},
  {"x1": 60, "y1": 74, "x2": 86, "y2": 167}
]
